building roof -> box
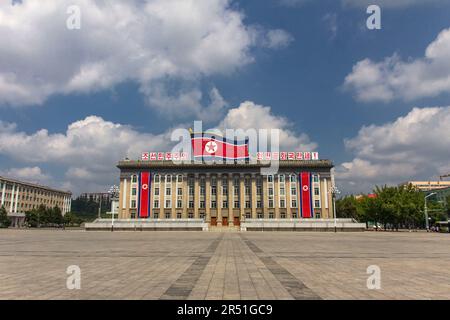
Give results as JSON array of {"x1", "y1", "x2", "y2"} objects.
[
  {"x1": 0, "y1": 175, "x2": 71, "y2": 195},
  {"x1": 117, "y1": 159, "x2": 334, "y2": 170}
]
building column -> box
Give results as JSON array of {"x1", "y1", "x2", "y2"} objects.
[
  {"x1": 119, "y1": 178, "x2": 127, "y2": 219},
  {"x1": 216, "y1": 174, "x2": 222, "y2": 226},
  {"x1": 1, "y1": 181, "x2": 5, "y2": 206},
  {"x1": 182, "y1": 175, "x2": 188, "y2": 219},
  {"x1": 194, "y1": 173, "x2": 199, "y2": 219},
  {"x1": 228, "y1": 174, "x2": 233, "y2": 226},
  {"x1": 274, "y1": 176, "x2": 280, "y2": 219},
  {"x1": 251, "y1": 174, "x2": 257, "y2": 219},
  {"x1": 14, "y1": 186, "x2": 19, "y2": 213},
  {"x1": 262, "y1": 175, "x2": 268, "y2": 218},
  {"x1": 239, "y1": 173, "x2": 245, "y2": 223},
  {"x1": 205, "y1": 173, "x2": 211, "y2": 223},
  {"x1": 10, "y1": 183, "x2": 15, "y2": 213}
]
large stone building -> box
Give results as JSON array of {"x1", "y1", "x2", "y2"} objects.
[
  {"x1": 399, "y1": 180, "x2": 450, "y2": 191},
  {"x1": 117, "y1": 159, "x2": 335, "y2": 227},
  {"x1": 0, "y1": 176, "x2": 72, "y2": 227}
]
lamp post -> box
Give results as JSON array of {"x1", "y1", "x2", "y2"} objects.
[
  {"x1": 424, "y1": 192, "x2": 436, "y2": 232},
  {"x1": 108, "y1": 185, "x2": 120, "y2": 232},
  {"x1": 329, "y1": 186, "x2": 340, "y2": 233}
]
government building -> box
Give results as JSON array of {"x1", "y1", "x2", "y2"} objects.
[
  {"x1": 0, "y1": 176, "x2": 72, "y2": 227},
  {"x1": 116, "y1": 159, "x2": 336, "y2": 227}
]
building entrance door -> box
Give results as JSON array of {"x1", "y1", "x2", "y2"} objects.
[
  {"x1": 233, "y1": 216, "x2": 240, "y2": 226},
  {"x1": 222, "y1": 217, "x2": 228, "y2": 226},
  {"x1": 210, "y1": 217, "x2": 217, "y2": 226}
]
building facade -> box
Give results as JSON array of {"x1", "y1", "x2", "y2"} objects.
[
  {"x1": 117, "y1": 159, "x2": 335, "y2": 226},
  {"x1": 399, "y1": 181, "x2": 450, "y2": 191},
  {"x1": 0, "y1": 176, "x2": 72, "y2": 225},
  {"x1": 79, "y1": 192, "x2": 112, "y2": 203}
]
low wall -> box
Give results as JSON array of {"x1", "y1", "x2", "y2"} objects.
[
  {"x1": 241, "y1": 218, "x2": 366, "y2": 232},
  {"x1": 85, "y1": 219, "x2": 208, "y2": 231}
]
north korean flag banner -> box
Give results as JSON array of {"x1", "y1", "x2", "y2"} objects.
[
  {"x1": 299, "y1": 172, "x2": 313, "y2": 218},
  {"x1": 191, "y1": 132, "x2": 249, "y2": 160},
  {"x1": 138, "y1": 172, "x2": 151, "y2": 218}
]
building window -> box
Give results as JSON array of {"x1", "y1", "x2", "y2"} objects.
[
  {"x1": 154, "y1": 175, "x2": 160, "y2": 183},
  {"x1": 291, "y1": 199, "x2": 297, "y2": 208},
  {"x1": 279, "y1": 175, "x2": 285, "y2": 183},
  {"x1": 268, "y1": 187, "x2": 274, "y2": 196},
  {"x1": 153, "y1": 200, "x2": 159, "y2": 208},
  {"x1": 256, "y1": 186, "x2": 262, "y2": 195},
  {"x1": 245, "y1": 201, "x2": 251, "y2": 208},
  {"x1": 199, "y1": 200, "x2": 205, "y2": 208},
  {"x1": 267, "y1": 175, "x2": 273, "y2": 183},
  {"x1": 177, "y1": 200, "x2": 182, "y2": 208},
  {"x1": 256, "y1": 200, "x2": 262, "y2": 208},
  {"x1": 291, "y1": 187, "x2": 297, "y2": 196},
  {"x1": 154, "y1": 212, "x2": 159, "y2": 219},
  {"x1": 268, "y1": 200, "x2": 274, "y2": 208},
  {"x1": 314, "y1": 200, "x2": 320, "y2": 208},
  {"x1": 188, "y1": 212, "x2": 194, "y2": 219},
  {"x1": 280, "y1": 187, "x2": 285, "y2": 196},
  {"x1": 166, "y1": 175, "x2": 172, "y2": 183},
  {"x1": 131, "y1": 200, "x2": 136, "y2": 208},
  {"x1": 166, "y1": 187, "x2": 171, "y2": 196},
  {"x1": 315, "y1": 212, "x2": 321, "y2": 219},
  {"x1": 200, "y1": 186, "x2": 206, "y2": 195},
  {"x1": 234, "y1": 200, "x2": 240, "y2": 208},
  {"x1": 211, "y1": 185, "x2": 217, "y2": 196},
  {"x1": 165, "y1": 200, "x2": 171, "y2": 208},
  {"x1": 234, "y1": 185, "x2": 239, "y2": 196},
  {"x1": 132, "y1": 175, "x2": 137, "y2": 183},
  {"x1": 177, "y1": 212, "x2": 182, "y2": 219},
  {"x1": 189, "y1": 186, "x2": 194, "y2": 196},
  {"x1": 177, "y1": 188, "x2": 182, "y2": 196},
  {"x1": 314, "y1": 187, "x2": 320, "y2": 196},
  {"x1": 245, "y1": 212, "x2": 251, "y2": 219},
  {"x1": 290, "y1": 175, "x2": 296, "y2": 182},
  {"x1": 280, "y1": 199, "x2": 285, "y2": 208},
  {"x1": 269, "y1": 212, "x2": 274, "y2": 219},
  {"x1": 200, "y1": 213, "x2": 205, "y2": 220},
  {"x1": 222, "y1": 200, "x2": 228, "y2": 208},
  {"x1": 131, "y1": 188, "x2": 137, "y2": 196},
  {"x1": 292, "y1": 212, "x2": 298, "y2": 218},
  {"x1": 211, "y1": 201, "x2": 217, "y2": 209},
  {"x1": 177, "y1": 175, "x2": 182, "y2": 183},
  {"x1": 280, "y1": 212, "x2": 286, "y2": 219},
  {"x1": 154, "y1": 188, "x2": 159, "y2": 196},
  {"x1": 165, "y1": 212, "x2": 171, "y2": 219},
  {"x1": 257, "y1": 212, "x2": 263, "y2": 219},
  {"x1": 188, "y1": 200, "x2": 194, "y2": 208},
  {"x1": 313, "y1": 175, "x2": 319, "y2": 183}
]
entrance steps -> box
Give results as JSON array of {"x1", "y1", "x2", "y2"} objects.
[{"x1": 209, "y1": 226, "x2": 241, "y2": 232}]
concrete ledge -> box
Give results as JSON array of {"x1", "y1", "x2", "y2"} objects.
[
  {"x1": 85, "y1": 219, "x2": 209, "y2": 231},
  {"x1": 241, "y1": 218, "x2": 366, "y2": 232}
]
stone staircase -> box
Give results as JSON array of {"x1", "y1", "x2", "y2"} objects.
[{"x1": 209, "y1": 225, "x2": 241, "y2": 232}]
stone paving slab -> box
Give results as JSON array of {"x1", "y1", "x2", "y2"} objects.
[{"x1": 0, "y1": 230, "x2": 449, "y2": 299}]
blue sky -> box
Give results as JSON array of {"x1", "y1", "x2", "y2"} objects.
[{"x1": 1, "y1": 0, "x2": 450, "y2": 195}]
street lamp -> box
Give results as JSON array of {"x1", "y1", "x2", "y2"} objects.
[
  {"x1": 424, "y1": 192, "x2": 436, "y2": 231},
  {"x1": 329, "y1": 186, "x2": 340, "y2": 233},
  {"x1": 108, "y1": 185, "x2": 120, "y2": 232}
]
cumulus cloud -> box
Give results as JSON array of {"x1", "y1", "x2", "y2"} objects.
[
  {"x1": 220, "y1": 101, "x2": 317, "y2": 151},
  {"x1": 0, "y1": 0, "x2": 290, "y2": 114},
  {"x1": 261, "y1": 29, "x2": 294, "y2": 49},
  {"x1": 336, "y1": 106, "x2": 450, "y2": 193},
  {"x1": 0, "y1": 166, "x2": 51, "y2": 185},
  {"x1": 344, "y1": 28, "x2": 450, "y2": 102}
]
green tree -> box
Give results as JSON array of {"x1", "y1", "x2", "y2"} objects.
[
  {"x1": 0, "y1": 206, "x2": 11, "y2": 228},
  {"x1": 336, "y1": 196, "x2": 359, "y2": 220}
]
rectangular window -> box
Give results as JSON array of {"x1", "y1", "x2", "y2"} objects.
[
  {"x1": 132, "y1": 188, "x2": 137, "y2": 196},
  {"x1": 166, "y1": 175, "x2": 172, "y2": 183},
  {"x1": 177, "y1": 200, "x2": 182, "y2": 208},
  {"x1": 291, "y1": 187, "x2": 297, "y2": 195},
  {"x1": 154, "y1": 175, "x2": 160, "y2": 183},
  {"x1": 245, "y1": 201, "x2": 251, "y2": 208},
  {"x1": 314, "y1": 200, "x2": 320, "y2": 208},
  {"x1": 279, "y1": 175, "x2": 285, "y2": 183},
  {"x1": 165, "y1": 200, "x2": 171, "y2": 208},
  {"x1": 154, "y1": 188, "x2": 159, "y2": 196},
  {"x1": 177, "y1": 175, "x2": 182, "y2": 183},
  {"x1": 132, "y1": 175, "x2": 137, "y2": 183},
  {"x1": 268, "y1": 188, "x2": 273, "y2": 196},
  {"x1": 313, "y1": 175, "x2": 319, "y2": 183},
  {"x1": 153, "y1": 212, "x2": 159, "y2": 219},
  {"x1": 222, "y1": 200, "x2": 228, "y2": 208},
  {"x1": 281, "y1": 212, "x2": 286, "y2": 219},
  {"x1": 234, "y1": 186, "x2": 239, "y2": 196},
  {"x1": 256, "y1": 200, "x2": 262, "y2": 208},
  {"x1": 314, "y1": 187, "x2": 320, "y2": 196},
  {"x1": 211, "y1": 201, "x2": 217, "y2": 209},
  {"x1": 177, "y1": 188, "x2": 182, "y2": 196},
  {"x1": 131, "y1": 200, "x2": 136, "y2": 208},
  {"x1": 280, "y1": 199, "x2": 285, "y2": 208},
  {"x1": 189, "y1": 187, "x2": 194, "y2": 196},
  {"x1": 280, "y1": 187, "x2": 285, "y2": 196},
  {"x1": 188, "y1": 212, "x2": 194, "y2": 219},
  {"x1": 256, "y1": 186, "x2": 262, "y2": 195},
  {"x1": 165, "y1": 212, "x2": 171, "y2": 219},
  {"x1": 245, "y1": 186, "x2": 250, "y2": 195},
  {"x1": 234, "y1": 200, "x2": 240, "y2": 208},
  {"x1": 245, "y1": 212, "x2": 251, "y2": 219},
  {"x1": 268, "y1": 175, "x2": 273, "y2": 183},
  {"x1": 200, "y1": 186, "x2": 205, "y2": 195},
  {"x1": 188, "y1": 200, "x2": 194, "y2": 208},
  {"x1": 153, "y1": 200, "x2": 159, "y2": 208},
  {"x1": 292, "y1": 212, "x2": 298, "y2": 218},
  {"x1": 177, "y1": 212, "x2": 182, "y2": 219},
  {"x1": 166, "y1": 187, "x2": 171, "y2": 196},
  {"x1": 257, "y1": 212, "x2": 263, "y2": 219},
  {"x1": 315, "y1": 212, "x2": 321, "y2": 219},
  {"x1": 269, "y1": 212, "x2": 274, "y2": 219},
  {"x1": 211, "y1": 186, "x2": 217, "y2": 196},
  {"x1": 291, "y1": 199, "x2": 297, "y2": 208},
  {"x1": 199, "y1": 200, "x2": 205, "y2": 208},
  {"x1": 268, "y1": 200, "x2": 274, "y2": 208}
]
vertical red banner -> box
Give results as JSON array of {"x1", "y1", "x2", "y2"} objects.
[
  {"x1": 299, "y1": 172, "x2": 313, "y2": 218},
  {"x1": 139, "y1": 172, "x2": 151, "y2": 218}
]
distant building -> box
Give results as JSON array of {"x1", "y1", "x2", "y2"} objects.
[
  {"x1": 0, "y1": 176, "x2": 72, "y2": 227},
  {"x1": 399, "y1": 181, "x2": 450, "y2": 191},
  {"x1": 79, "y1": 192, "x2": 111, "y2": 204}
]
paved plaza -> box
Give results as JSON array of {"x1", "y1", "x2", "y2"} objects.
[{"x1": 0, "y1": 229, "x2": 449, "y2": 300}]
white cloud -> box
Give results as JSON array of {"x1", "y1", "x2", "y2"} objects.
[
  {"x1": 344, "y1": 28, "x2": 450, "y2": 102},
  {"x1": 0, "y1": 166, "x2": 51, "y2": 185},
  {"x1": 336, "y1": 106, "x2": 450, "y2": 193},
  {"x1": 220, "y1": 101, "x2": 317, "y2": 151},
  {"x1": 261, "y1": 29, "x2": 294, "y2": 49},
  {"x1": 0, "y1": 0, "x2": 290, "y2": 114}
]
